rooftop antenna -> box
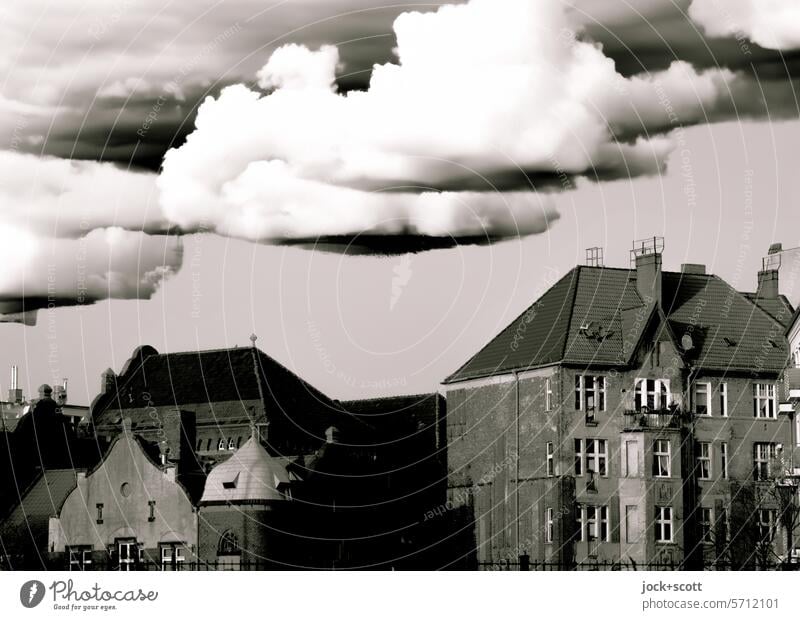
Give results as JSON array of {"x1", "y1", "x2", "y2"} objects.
[
  {"x1": 629, "y1": 236, "x2": 665, "y2": 267},
  {"x1": 249, "y1": 333, "x2": 258, "y2": 348},
  {"x1": 585, "y1": 247, "x2": 604, "y2": 267}
]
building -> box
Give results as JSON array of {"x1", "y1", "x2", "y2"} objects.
[
  {"x1": 442, "y1": 238, "x2": 796, "y2": 569},
  {"x1": 48, "y1": 419, "x2": 198, "y2": 570},
  {"x1": 197, "y1": 430, "x2": 301, "y2": 569}
]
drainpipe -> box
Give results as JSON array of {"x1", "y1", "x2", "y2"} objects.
[{"x1": 513, "y1": 370, "x2": 521, "y2": 560}]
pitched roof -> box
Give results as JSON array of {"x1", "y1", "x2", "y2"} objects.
[
  {"x1": 742, "y1": 292, "x2": 794, "y2": 326},
  {"x1": 91, "y1": 346, "x2": 357, "y2": 432},
  {"x1": 445, "y1": 264, "x2": 792, "y2": 383},
  {"x1": 0, "y1": 469, "x2": 77, "y2": 556}
]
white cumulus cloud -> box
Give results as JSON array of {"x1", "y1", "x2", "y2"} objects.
[
  {"x1": 689, "y1": 0, "x2": 800, "y2": 50},
  {"x1": 159, "y1": 0, "x2": 740, "y2": 248}
]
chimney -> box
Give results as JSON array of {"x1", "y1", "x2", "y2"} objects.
[
  {"x1": 757, "y1": 244, "x2": 782, "y2": 299},
  {"x1": 7, "y1": 365, "x2": 23, "y2": 404},
  {"x1": 632, "y1": 237, "x2": 664, "y2": 305},
  {"x1": 101, "y1": 368, "x2": 116, "y2": 394},
  {"x1": 681, "y1": 263, "x2": 706, "y2": 275}
]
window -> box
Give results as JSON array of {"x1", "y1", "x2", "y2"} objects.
[
  {"x1": 545, "y1": 378, "x2": 553, "y2": 412},
  {"x1": 574, "y1": 438, "x2": 607, "y2": 477},
  {"x1": 116, "y1": 539, "x2": 139, "y2": 571},
  {"x1": 696, "y1": 442, "x2": 712, "y2": 480},
  {"x1": 67, "y1": 546, "x2": 92, "y2": 571},
  {"x1": 753, "y1": 383, "x2": 777, "y2": 419},
  {"x1": 719, "y1": 383, "x2": 728, "y2": 417},
  {"x1": 634, "y1": 378, "x2": 670, "y2": 411},
  {"x1": 577, "y1": 505, "x2": 610, "y2": 542},
  {"x1": 96, "y1": 503, "x2": 104, "y2": 524},
  {"x1": 160, "y1": 543, "x2": 186, "y2": 570},
  {"x1": 625, "y1": 505, "x2": 640, "y2": 543},
  {"x1": 720, "y1": 442, "x2": 729, "y2": 479},
  {"x1": 206, "y1": 438, "x2": 213, "y2": 451},
  {"x1": 700, "y1": 507, "x2": 714, "y2": 544},
  {"x1": 546, "y1": 442, "x2": 555, "y2": 477},
  {"x1": 653, "y1": 439, "x2": 671, "y2": 477},
  {"x1": 544, "y1": 507, "x2": 554, "y2": 543},
  {"x1": 655, "y1": 506, "x2": 673, "y2": 543},
  {"x1": 218, "y1": 531, "x2": 239, "y2": 556},
  {"x1": 757, "y1": 509, "x2": 777, "y2": 542},
  {"x1": 693, "y1": 382, "x2": 711, "y2": 415},
  {"x1": 227, "y1": 437, "x2": 236, "y2": 450},
  {"x1": 753, "y1": 442, "x2": 776, "y2": 481},
  {"x1": 148, "y1": 500, "x2": 156, "y2": 522},
  {"x1": 217, "y1": 437, "x2": 227, "y2": 450},
  {"x1": 575, "y1": 375, "x2": 606, "y2": 412}
]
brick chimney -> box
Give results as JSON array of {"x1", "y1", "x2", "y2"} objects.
[
  {"x1": 757, "y1": 243, "x2": 782, "y2": 299},
  {"x1": 633, "y1": 237, "x2": 664, "y2": 305}
]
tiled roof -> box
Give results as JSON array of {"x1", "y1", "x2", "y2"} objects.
[
  {"x1": 0, "y1": 469, "x2": 77, "y2": 556},
  {"x1": 742, "y1": 292, "x2": 794, "y2": 326},
  {"x1": 92, "y1": 347, "x2": 355, "y2": 431},
  {"x1": 445, "y1": 264, "x2": 792, "y2": 382}
]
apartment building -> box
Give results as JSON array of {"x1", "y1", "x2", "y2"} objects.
[{"x1": 443, "y1": 239, "x2": 796, "y2": 569}]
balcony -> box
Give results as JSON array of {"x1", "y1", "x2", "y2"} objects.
[
  {"x1": 784, "y1": 367, "x2": 800, "y2": 400},
  {"x1": 623, "y1": 409, "x2": 683, "y2": 430}
]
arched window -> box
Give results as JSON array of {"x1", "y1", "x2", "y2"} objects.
[
  {"x1": 217, "y1": 437, "x2": 226, "y2": 451},
  {"x1": 218, "y1": 531, "x2": 239, "y2": 555}
]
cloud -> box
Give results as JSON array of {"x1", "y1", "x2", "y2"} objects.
[
  {"x1": 158, "y1": 0, "x2": 748, "y2": 249},
  {"x1": 0, "y1": 152, "x2": 178, "y2": 323},
  {"x1": 0, "y1": 226, "x2": 182, "y2": 324},
  {"x1": 689, "y1": 0, "x2": 800, "y2": 50},
  {"x1": 0, "y1": 151, "x2": 168, "y2": 237}
]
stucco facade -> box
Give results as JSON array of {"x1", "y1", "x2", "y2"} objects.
[{"x1": 48, "y1": 421, "x2": 197, "y2": 570}]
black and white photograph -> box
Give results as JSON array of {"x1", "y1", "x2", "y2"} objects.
[{"x1": 1, "y1": 0, "x2": 800, "y2": 615}]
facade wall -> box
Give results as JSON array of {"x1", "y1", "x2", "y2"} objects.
[
  {"x1": 446, "y1": 328, "x2": 794, "y2": 568},
  {"x1": 49, "y1": 427, "x2": 197, "y2": 569}
]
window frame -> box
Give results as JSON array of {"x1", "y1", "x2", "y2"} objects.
[
  {"x1": 545, "y1": 441, "x2": 555, "y2": 477},
  {"x1": 544, "y1": 507, "x2": 554, "y2": 544},
  {"x1": 577, "y1": 504, "x2": 610, "y2": 542},
  {"x1": 575, "y1": 375, "x2": 607, "y2": 412},
  {"x1": 574, "y1": 438, "x2": 608, "y2": 477},
  {"x1": 634, "y1": 378, "x2": 671, "y2": 411},
  {"x1": 655, "y1": 506, "x2": 673, "y2": 543},
  {"x1": 757, "y1": 508, "x2": 777, "y2": 543},
  {"x1": 753, "y1": 383, "x2": 777, "y2": 419},
  {"x1": 696, "y1": 442, "x2": 712, "y2": 480},
  {"x1": 545, "y1": 377, "x2": 553, "y2": 412},
  {"x1": 693, "y1": 381, "x2": 711, "y2": 416},
  {"x1": 720, "y1": 442, "x2": 729, "y2": 479},
  {"x1": 753, "y1": 442, "x2": 776, "y2": 481},
  {"x1": 653, "y1": 439, "x2": 671, "y2": 478},
  {"x1": 719, "y1": 382, "x2": 728, "y2": 417},
  {"x1": 67, "y1": 545, "x2": 92, "y2": 571}
]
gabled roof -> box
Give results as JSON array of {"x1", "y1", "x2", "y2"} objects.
[{"x1": 445, "y1": 264, "x2": 792, "y2": 383}]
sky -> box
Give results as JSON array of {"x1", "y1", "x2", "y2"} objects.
[{"x1": 0, "y1": 0, "x2": 799, "y2": 405}]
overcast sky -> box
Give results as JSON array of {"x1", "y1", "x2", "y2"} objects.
[{"x1": 0, "y1": 0, "x2": 798, "y2": 405}]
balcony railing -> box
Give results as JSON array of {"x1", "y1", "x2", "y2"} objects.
[
  {"x1": 784, "y1": 367, "x2": 800, "y2": 400},
  {"x1": 623, "y1": 409, "x2": 683, "y2": 430}
]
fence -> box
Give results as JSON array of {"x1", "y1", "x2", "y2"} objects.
[{"x1": 477, "y1": 559, "x2": 797, "y2": 571}]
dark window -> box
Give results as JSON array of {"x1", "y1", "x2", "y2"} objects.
[
  {"x1": 96, "y1": 503, "x2": 104, "y2": 524},
  {"x1": 148, "y1": 500, "x2": 156, "y2": 522}
]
